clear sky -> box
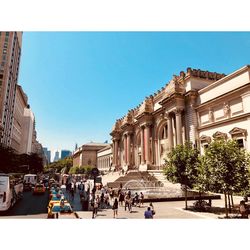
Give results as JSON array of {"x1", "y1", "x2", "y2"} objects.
[{"x1": 18, "y1": 32, "x2": 250, "y2": 152}]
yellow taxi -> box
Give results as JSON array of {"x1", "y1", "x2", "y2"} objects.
[{"x1": 47, "y1": 200, "x2": 73, "y2": 219}]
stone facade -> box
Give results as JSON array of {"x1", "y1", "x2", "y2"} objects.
[
  {"x1": 73, "y1": 142, "x2": 109, "y2": 167},
  {"x1": 0, "y1": 32, "x2": 22, "y2": 146},
  {"x1": 10, "y1": 85, "x2": 28, "y2": 153},
  {"x1": 110, "y1": 66, "x2": 250, "y2": 171},
  {"x1": 97, "y1": 144, "x2": 113, "y2": 172}
]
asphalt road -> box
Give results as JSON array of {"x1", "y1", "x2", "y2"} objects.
[{"x1": 0, "y1": 190, "x2": 49, "y2": 218}]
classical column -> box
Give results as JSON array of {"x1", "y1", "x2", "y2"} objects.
[
  {"x1": 140, "y1": 127, "x2": 145, "y2": 164},
  {"x1": 114, "y1": 139, "x2": 119, "y2": 167},
  {"x1": 145, "y1": 124, "x2": 151, "y2": 164},
  {"x1": 123, "y1": 135, "x2": 127, "y2": 165},
  {"x1": 112, "y1": 140, "x2": 116, "y2": 168},
  {"x1": 175, "y1": 109, "x2": 183, "y2": 145},
  {"x1": 127, "y1": 133, "x2": 131, "y2": 166},
  {"x1": 166, "y1": 112, "x2": 174, "y2": 149}
]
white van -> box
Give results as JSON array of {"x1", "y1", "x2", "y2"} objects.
[
  {"x1": 0, "y1": 174, "x2": 23, "y2": 211},
  {"x1": 23, "y1": 174, "x2": 37, "y2": 186}
]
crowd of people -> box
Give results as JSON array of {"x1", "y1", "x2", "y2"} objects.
[{"x1": 64, "y1": 177, "x2": 156, "y2": 219}]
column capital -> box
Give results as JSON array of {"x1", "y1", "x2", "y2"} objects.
[
  {"x1": 164, "y1": 111, "x2": 172, "y2": 120},
  {"x1": 124, "y1": 131, "x2": 133, "y2": 136},
  {"x1": 140, "y1": 122, "x2": 152, "y2": 129},
  {"x1": 174, "y1": 108, "x2": 184, "y2": 115}
]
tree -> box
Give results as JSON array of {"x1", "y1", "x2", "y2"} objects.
[
  {"x1": 164, "y1": 142, "x2": 200, "y2": 209},
  {"x1": 203, "y1": 139, "x2": 250, "y2": 217},
  {"x1": 45, "y1": 157, "x2": 73, "y2": 174},
  {"x1": 0, "y1": 144, "x2": 44, "y2": 174}
]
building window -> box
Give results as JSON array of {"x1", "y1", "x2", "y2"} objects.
[
  {"x1": 236, "y1": 138, "x2": 244, "y2": 148},
  {"x1": 6, "y1": 32, "x2": 9, "y2": 36}
]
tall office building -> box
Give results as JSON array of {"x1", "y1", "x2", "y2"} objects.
[
  {"x1": 43, "y1": 147, "x2": 51, "y2": 164},
  {"x1": 61, "y1": 149, "x2": 71, "y2": 159},
  {"x1": 54, "y1": 150, "x2": 60, "y2": 162},
  {"x1": 20, "y1": 106, "x2": 34, "y2": 154},
  {"x1": 0, "y1": 32, "x2": 22, "y2": 147}
]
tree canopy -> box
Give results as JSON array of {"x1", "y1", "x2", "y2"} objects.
[{"x1": 0, "y1": 144, "x2": 43, "y2": 174}]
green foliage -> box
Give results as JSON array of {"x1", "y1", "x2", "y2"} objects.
[
  {"x1": 45, "y1": 157, "x2": 73, "y2": 173},
  {"x1": 68, "y1": 165, "x2": 93, "y2": 175},
  {"x1": 0, "y1": 144, "x2": 43, "y2": 174},
  {"x1": 164, "y1": 142, "x2": 200, "y2": 188},
  {"x1": 202, "y1": 139, "x2": 250, "y2": 194}
]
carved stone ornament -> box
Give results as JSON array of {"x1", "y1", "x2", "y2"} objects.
[
  {"x1": 208, "y1": 109, "x2": 214, "y2": 122},
  {"x1": 229, "y1": 127, "x2": 247, "y2": 137},
  {"x1": 213, "y1": 131, "x2": 227, "y2": 140},
  {"x1": 200, "y1": 135, "x2": 211, "y2": 143},
  {"x1": 223, "y1": 103, "x2": 230, "y2": 117}
]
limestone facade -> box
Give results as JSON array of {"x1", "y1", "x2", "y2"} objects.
[
  {"x1": 73, "y1": 142, "x2": 109, "y2": 167},
  {"x1": 97, "y1": 144, "x2": 113, "y2": 172},
  {"x1": 11, "y1": 85, "x2": 28, "y2": 153},
  {"x1": 110, "y1": 65, "x2": 250, "y2": 171}
]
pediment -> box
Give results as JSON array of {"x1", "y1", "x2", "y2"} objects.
[
  {"x1": 229, "y1": 127, "x2": 247, "y2": 136},
  {"x1": 213, "y1": 131, "x2": 227, "y2": 139},
  {"x1": 199, "y1": 135, "x2": 211, "y2": 143}
]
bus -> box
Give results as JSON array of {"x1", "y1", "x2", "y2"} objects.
[{"x1": 0, "y1": 173, "x2": 24, "y2": 211}]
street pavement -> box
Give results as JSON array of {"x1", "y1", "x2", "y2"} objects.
[
  {"x1": 0, "y1": 189, "x2": 49, "y2": 219},
  {"x1": 0, "y1": 185, "x2": 245, "y2": 219}
]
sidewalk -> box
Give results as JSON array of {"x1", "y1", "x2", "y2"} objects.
[{"x1": 66, "y1": 188, "x2": 245, "y2": 219}]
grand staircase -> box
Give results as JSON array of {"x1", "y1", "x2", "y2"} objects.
[{"x1": 106, "y1": 171, "x2": 161, "y2": 189}]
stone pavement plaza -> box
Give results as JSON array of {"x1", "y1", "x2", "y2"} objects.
[{"x1": 76, "y1": 195, "x2": 244, "y2": 219}]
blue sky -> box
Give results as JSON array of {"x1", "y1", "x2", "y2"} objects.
[{"x1": 18, "y1": 32, "x2": 250, "y2": 152}]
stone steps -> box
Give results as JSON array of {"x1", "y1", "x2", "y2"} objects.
[{"x1": 107, "y1": 171, "x2": 161, "y2": 189}]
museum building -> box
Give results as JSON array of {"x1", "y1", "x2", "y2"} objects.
[{"x1": 110, "y1": 65, "x2": 250, "y2": 171}]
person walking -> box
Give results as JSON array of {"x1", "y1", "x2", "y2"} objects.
[
  {"x1": 133, "y1": 192, "x2": 139, "y2": 207},
  {"x1": 139, "y1": 192, "x2": 144, "y2": 207},
  {"x1": 92, "y1": 195, "x2": 100, "y2": 219},
  {"x1": 124, "y1": 193, "x2": 129, "y2": 211},
  {"x1": 149, "y1": 202, "x2": 155, "y2": 217},
  {"x1": 104, "y1": 191, "x2": 110, "y2": 208},
  {"x1": 119, "y1": 190, "x2": 124, "y2": 207},
  {"x1": 144, "y1": 207, "x2": 153, "y2": 219},
  {"x1": 110, "y1": 187, "x2": 115, "y2": 206},
  {"x1": 112, "y1": 198, "x2": 119, "y2": 218},
  {"x1": 70, "y1": 187, "x2": 74, "y2": 201}
]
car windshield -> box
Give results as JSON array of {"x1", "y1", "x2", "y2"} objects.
[
  {"x1": 51, "y1": 196, "x2": 62, "y2": 201},
  {"x1": 36, "y1": 185, "x2": 44, "y2": 188}
]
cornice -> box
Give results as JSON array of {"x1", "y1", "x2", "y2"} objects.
[
  {"x1": 195, "y1": 82, "x2": 250, "y2": 110},
  {"x1": 198, "y1": 65, "x2": 250, "y2": 95}
]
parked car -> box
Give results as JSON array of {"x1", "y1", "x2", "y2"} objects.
[{"x1": 33, "y1": 183, "x2": 46, "y2": 195}]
